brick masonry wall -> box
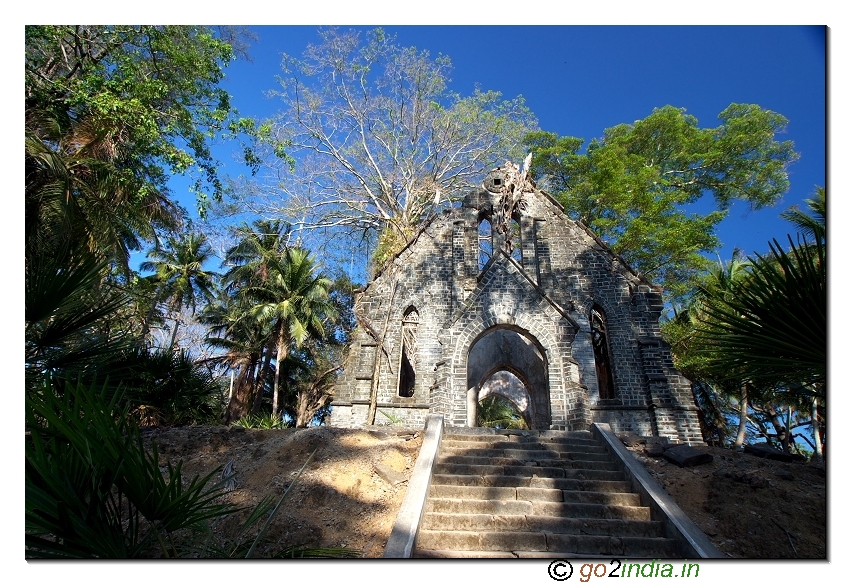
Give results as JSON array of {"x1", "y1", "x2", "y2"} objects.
[{"x1": 331, "y1": 173, "x2": 703, "y2": 444}]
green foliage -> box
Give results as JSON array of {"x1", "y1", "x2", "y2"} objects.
[
  {"x1": 140, "y1": 231, "x2": 218, "y2": 349},
  {"x1": 477, "y1": 395, "x2": 529, "y2": 430},
  {"x1": 781, "y1": 186, "x2": 825, "y2": 243},
  {"x1": 694, "y1": 234, "x2": 825, "y2": 394},
  {"x1": 379, "y1": 410, "x2": 404, "y2": 425},
  {"x1": 372, "y1": 224, "x2": 415, "y2": 273},
  {"x1": 26, "y1": 26, "x2": 242, "y2": 219},
  {"x1": 26, "y1": 380, "x2": 235, "y2": 558},
  {"x1": 233, "y1": 412, "x2": 291, "y2": 430},
  {"x1": 26, "y1": 382, "x2": 355, "y2": 558},
  {"x1": 115, "y1": 348, "x2": 226, "y2": 427},
  {"x1": 210, "y1": 222, "x2": 340, "y2": 423},
  {"x1": 525, "y1": 104, "x2": 798, "y2": 303},
  {"x1": 664, "y1": 189, "x2": 826, "y2": 450},
  {"x1": 26, "y1": 250, "x2": 133, "y2": 391}
]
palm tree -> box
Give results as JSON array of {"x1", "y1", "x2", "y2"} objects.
[
  {"x1": 684, "y1": 188, "x2": 826, "y2": 453},
  {"x1": 219, "y1": 220, "x2": 292, "y2": 416},
  {"x1": 247, "y1": 247, "x2": 338, "y2": 420},
  {"x1": 26, "y1": 110, "x2": 179, "y2": 275},
  {"x1": 140, "y1": 232, "x2": 218, "y2": 350},
  {"x1": 477, "y1": 395, "x2": 528, "y2": 430},
  {"x1": 200, "y1": 292, "x2": 270, "y2": 424},
  {"x1": 694, "y1": 233, "x2": 825, "y2": 392},
  {"x1": 222, "y1": 220, "x2": 291, "y2": 291},
  {"x1": 781, "y1": 186, "x2": 825, "y2": 243}
]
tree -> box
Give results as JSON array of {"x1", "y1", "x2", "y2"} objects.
[
  {"x1": 25, "y1": 252, "x2": 132, "y2": 391},
  {"x1": 477, "y1": 395, "x2": 528, "y2": 430},
  {"x1": 247, "y1": 247, "x2": 338, "y2": 419},
  {"x1": 140, "y1": 232, "x2": 218, "y2": 350},
  {"x1": 665, "y1": 188, "x2": 826, "y2": 455},
  {"x1": 694, "y1": 223, "x2": 825, "y2": 394},
  {"x1": 220, "y1": 220, "x2": 293, "y2": 415},
  {"x1": 212, "y1": 223, "x2": 339, "y2": 423},
  {"x1": 664, "y1": 254, "x2": 753, "y2": 446},
  {"x1": 228, "y1": 27, "x2": 538, "y2": 267},
  {"x1": 25, "y1": 25, "x2": 241, "y2": 217},
  {"x1": 524, "y1": 104, "x2": 799, "y2": 303},
  {"x1": 201, "y1": 292, "x2": 269, "y2": 424}
]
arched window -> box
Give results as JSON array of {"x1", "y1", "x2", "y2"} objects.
[
  {"x1": 510, "y1": 217, "x2": 522, "y2": 262},
  {"x1": 398, "y1": 307, "x2": 419, "y2": 397},
  {"x1": 590, "y1": 305, "x2": 615, "y2": 400},
  {"x1": 478, "y1": 218, "x2": 493, "y2": 271}
]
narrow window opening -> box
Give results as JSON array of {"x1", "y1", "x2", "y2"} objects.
[
  {"x1": 591, "y1": 305, "x2": 615, "y2": 400},
  {"x1": 478, "y1": 218, "x2": 493, "y2": 271},
  {"x1": 398, "y1": 307, "x2": 419, "y2": 397}
]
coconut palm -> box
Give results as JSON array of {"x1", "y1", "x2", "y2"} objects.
[
  {"x1": 218, "y1": 220, "x2": 292, "y2": 416},
  {"x1": 780, "y1": 186, "x2": 825, "y2": 244},
  {"x1": 222, "y1": 220, "x2": 291, "y2": 291},
  {"x1": 247, "y1": 247, "x2": 338, "y2": 420},
  {"x1": 477, "y1": 395, "x2": 528, "y2": 430},
  {"x1": 681, "y1": 189, "x2": 826, "y2": 452},
  {"x1": 200, "y1": 292, "x2": 271, "y2": 424},
  {"x1": 140, "y1": 232, "x2": 218, "y2": 350}
]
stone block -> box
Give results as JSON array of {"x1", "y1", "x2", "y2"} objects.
[
  {"x1": 374, "y1": 463, "x2": 407, "y2": 486},
  {"x1": 662, "y1": 445, "x2": 713, "y2": 468}
]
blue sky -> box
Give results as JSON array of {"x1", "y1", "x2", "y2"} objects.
[
  {"x1": 11, "y1": 8, "x2": 843, "y2": 582},
  {"x1": 181, "y1": 25, "x2": 825, "y2": 274}
]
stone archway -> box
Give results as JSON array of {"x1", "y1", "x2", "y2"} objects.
[{"x1": 466, "y1": 327, "x2": 551, "y2": 429}]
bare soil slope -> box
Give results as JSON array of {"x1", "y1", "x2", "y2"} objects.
[
  {"x1": 624, "y1": 440, "x2": 826, "y2": 559},
  {"x1": 143, "y1": 426, "x2": 826, "y2": 559},
  {"x1": 142, "y1": 425, "x2": 422, "y2": 558}
]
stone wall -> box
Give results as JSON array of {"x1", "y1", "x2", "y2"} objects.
[{"x1": 330, "y1": 169, "x2": 704, "y2": 444}]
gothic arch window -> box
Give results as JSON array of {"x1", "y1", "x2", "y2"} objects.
[
  {"x1": 510, "y1": 217, "x2": 522, "y2": 263},
  {"x1": 398, "y1": 307, "x2": 419, "y2": 398},
  {"x1": 590, "y1": 305, "x2": 616, "y2": 400},
  {"x1": 478, "y1": 218, "x2": 493, "y2": 271}
]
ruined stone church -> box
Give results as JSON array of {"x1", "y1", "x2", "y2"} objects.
[{"x1": 330, "y1": 162, "x2": 704, "y2": 445}]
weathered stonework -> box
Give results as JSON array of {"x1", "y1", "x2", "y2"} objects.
[{"x1": 330, "y1": 168, "x2": 704, "y2": 445}]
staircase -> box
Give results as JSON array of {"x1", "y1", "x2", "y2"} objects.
[{"x1": 413, "y1": 428, "x2": 680, "y2": 558}]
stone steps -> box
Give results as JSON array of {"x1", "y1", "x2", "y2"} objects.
[
  {"x1": 415, "y1": 530, "x2": 677, "y2": 557},
  {"x1": 422, "y1": 513, "x2": 665, "y2": 538},
  {"x1": 431, "y1": 473, "x2": 634, "y2": 492},
  {"x1": 412, "y1": 428, "x2": 681, "y2": 558}
]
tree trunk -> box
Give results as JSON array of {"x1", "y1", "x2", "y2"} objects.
[
  {"x1": 139, "y1": 289, "x2": 165, "y2": 346},
  {"x1": 783, "y1": 406, "x2": 793, "y2": 453},
  {"x1": 367, "y1": 282, "x2": 397, "y2": 425},
  {"x1": 734, "y1": 383, "x2": 749, "y2": 447},
  {"x1": 224, "y1": 361, "x2": 256, "y2": 424},
  {"x1": 272, "y1": 329, "x2": 288, "y2": 419},
  {"x1": 167, "y1": 296, "x2": 183, "y2": 352},
  {"x1": 811, "y1": 398, "x2": 823, "y2": 462},
  {"x1": 295, "y1": 366, "x2": 341, "y2": 428},
  {"x1": 251, "y1": 340, "x2": 274, "y2": 415}
]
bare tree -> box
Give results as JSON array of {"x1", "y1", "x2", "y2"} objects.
[{"x1": 227, "y1": 28, "x2": 538, "y2": 265}]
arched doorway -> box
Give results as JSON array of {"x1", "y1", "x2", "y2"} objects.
[{"x1": 466, "y1": 327, "x2": 551, "y2": 429}]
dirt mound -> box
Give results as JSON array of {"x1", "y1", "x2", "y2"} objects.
[
  {"x1": 142, "y1": 424, "x2": 422, "y2": 558},
  {"x1": 623, "y1": 440, "x2": 826, "y2": 559}
]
